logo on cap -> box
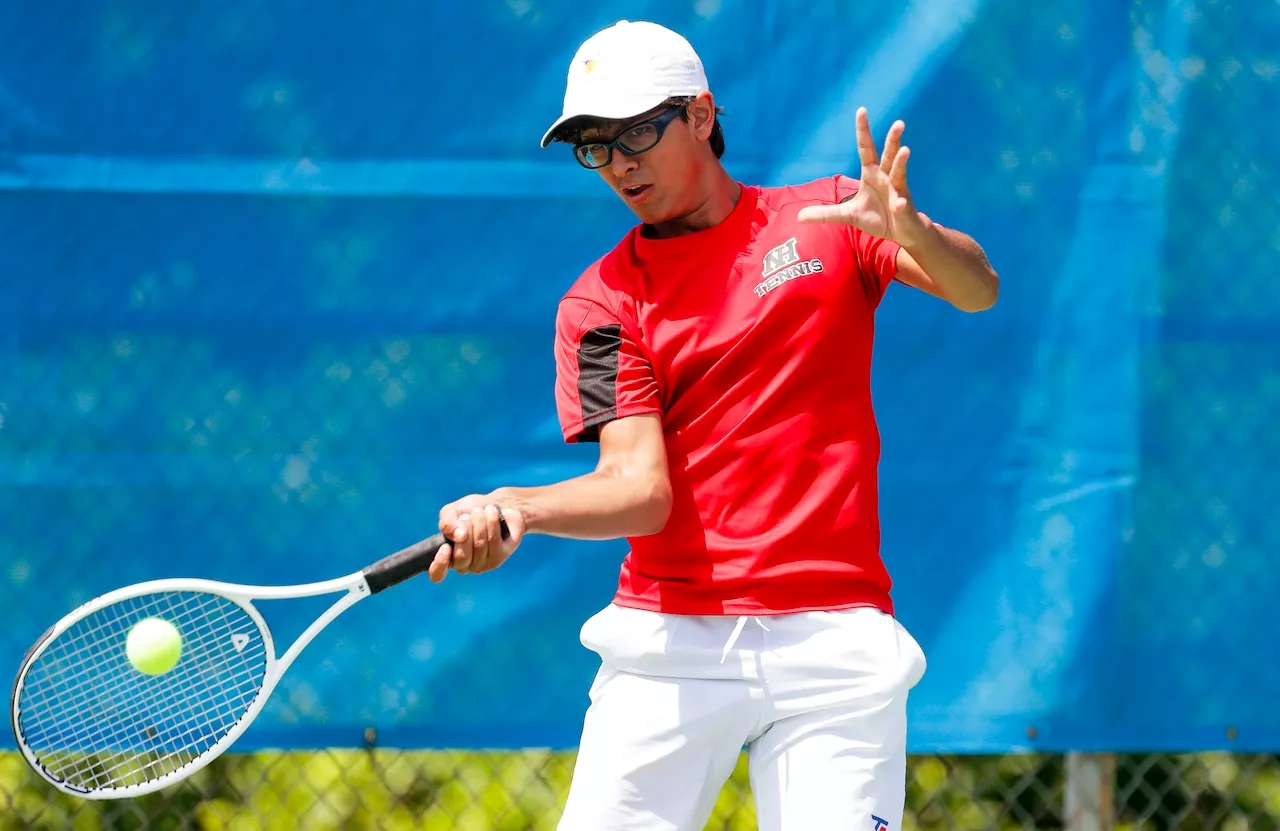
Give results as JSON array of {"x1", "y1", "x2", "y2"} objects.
[{"x1": 583, "y1": 59, "x2": 597, "y2": 74}]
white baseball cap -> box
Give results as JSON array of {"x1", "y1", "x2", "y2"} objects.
[{"x1": 539, "y1": 20, "x2": 709, "y2": 148}]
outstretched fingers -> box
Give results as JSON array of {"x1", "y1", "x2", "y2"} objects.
[
  {"x1": 796, "y1": 203, "x2": 847, "y2": 224},
  {"x1": 855, "y1": 107, "x2": 881, "y2": 169},
  {"x1": 880, "y1": 120, "x2": 905, "y2": 175},
  {"x1": 889, "y1": 145, "x2": 911, "y2": 200}
]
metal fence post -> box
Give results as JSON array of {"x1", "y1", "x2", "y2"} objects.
[{"x1": 1064, "y1": 752, "x2": 1116, "y2": 831}]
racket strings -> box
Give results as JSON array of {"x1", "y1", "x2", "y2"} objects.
[
  {"x1": 28, "y1": 604, "x2": 264, "y2": 758},
  {"x1": 24, "y1": 595, "x2": 244, "y2": 755},
  {"x1": 34, "y1": 593, "x2": 266, "y2": 786},
  {"x1": 15, "y1": 591, "x2": 270, "y2": 793},
  {"x1": 23, "y1": 592, "x2": 267, "y2": 789}
]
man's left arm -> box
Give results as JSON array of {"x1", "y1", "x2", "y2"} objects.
[
  {"x1": 796, "y1": 107, "x2": 1001, "y2": 314},
  {"x1": 894, "y1": 217, "x2": 999, "y2": 313}
]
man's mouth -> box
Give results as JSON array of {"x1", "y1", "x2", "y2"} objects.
[{"x1": 622, "y1": 184, "x2": 651, "y2": 199}]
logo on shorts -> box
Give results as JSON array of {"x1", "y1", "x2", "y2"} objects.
[
  {"x1": 872, "y1": 816, "x2": 889, "y2": 831},
  {"x1": 754, "y1": 237, "x2": 823, "y2": 298}
]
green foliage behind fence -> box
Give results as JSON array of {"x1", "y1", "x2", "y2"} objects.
[{"x1": 4, "y1": 751, "x2": 1279, "y2": 830}]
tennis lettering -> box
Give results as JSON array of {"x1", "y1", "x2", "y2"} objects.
[
  {"x1": 754, "y1": 259, "x2": 824, "y2": 297},
  {"x1": 755, "y1": 236, "x2": 824, "y2": 297}
]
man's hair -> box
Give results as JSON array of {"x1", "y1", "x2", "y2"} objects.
[{"x1": 556, "y1": 96, "x2": 726, "y2": 159}]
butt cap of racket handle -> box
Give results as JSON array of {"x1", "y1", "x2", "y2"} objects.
[{"x1": 363, "y1": 514, "x2": 510, "y2": 594}]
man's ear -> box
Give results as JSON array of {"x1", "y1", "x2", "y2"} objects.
[{"x1": 689, "y1": 91, "x2": 717, "y2": 141}]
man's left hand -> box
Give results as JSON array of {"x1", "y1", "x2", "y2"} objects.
[{"x1": 796, "y1": 107, "x2": 930, "y2": 248}]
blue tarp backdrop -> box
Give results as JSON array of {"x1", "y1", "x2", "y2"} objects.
[{"x1": 1, "y1": 1, "x2": 1276, "y2": 753}]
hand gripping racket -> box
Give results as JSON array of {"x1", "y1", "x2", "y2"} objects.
[{"x1": 10, "y1": 519, "x2": 505, "y2": 800}]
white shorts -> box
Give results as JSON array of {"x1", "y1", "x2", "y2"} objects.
[{"x1": 557, "y1": 603, "x2": 928, "y2": 831}]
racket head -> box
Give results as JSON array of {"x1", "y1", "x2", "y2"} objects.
[{"x1": 10, "y1": 580, "x2": 277, "y2": 799}]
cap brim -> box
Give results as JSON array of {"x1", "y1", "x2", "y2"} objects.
[
  {"x1": 539, "y1": 113, "x2": 588, "y2": 149},
  {"x1": 539, "y1": 94, "x2": 674, "y2": 148}
]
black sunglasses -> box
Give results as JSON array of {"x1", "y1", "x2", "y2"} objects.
[{"x1": 573, "y1": 106, "x2": 686, "y2": 170}]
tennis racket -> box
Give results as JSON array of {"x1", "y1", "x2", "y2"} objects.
[{"x1": 9, "y1": 519, "x2": 506, "y2": 800}]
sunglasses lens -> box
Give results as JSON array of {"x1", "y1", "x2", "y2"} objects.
[
  {"x1": 617, "y1": 123, "x2": 660, "y2": 154},
  {"x1": 575, "y1": 144, "x2": 610, "y2": 169}
]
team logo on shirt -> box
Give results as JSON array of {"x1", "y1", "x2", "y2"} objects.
[
  {"x1": 872, "y1": 817, "x2": 890, "y2": 831},
  {"x1": 754, "y1": 237, "x2": 824, "y2": 298}
]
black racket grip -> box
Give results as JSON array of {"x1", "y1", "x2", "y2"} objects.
[
  {"x1": 362, "y1": 514, "x2": 510, "y2": 595},
  {"x1": 362, "y1": 534, "x2": 447, "y2": 595}
]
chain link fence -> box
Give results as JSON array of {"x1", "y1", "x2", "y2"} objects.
[{"x1": 2, "y1": 751, "x2": 1279, "y2": 829}]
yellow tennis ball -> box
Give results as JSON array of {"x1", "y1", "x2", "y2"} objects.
[{"x1": 126, "y1": 617, "x2": 183, "y2": 675}]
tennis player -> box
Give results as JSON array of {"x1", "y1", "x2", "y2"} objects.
[{"x1": 428, "y1": 19, "x2": 999, "y2": 830}]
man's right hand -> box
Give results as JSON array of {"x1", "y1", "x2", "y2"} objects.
[{"x1": 428, "y1": 496, "x2": 527, "y2": 583}]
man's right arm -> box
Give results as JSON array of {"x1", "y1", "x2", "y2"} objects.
[
  {"x1": 494, "y1": 413, "x2": 671, "y2": 540},
  {"x1": 429, "y1": 414, "x2": 670, "y2": 581}
]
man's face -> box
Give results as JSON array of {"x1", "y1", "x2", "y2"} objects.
[{"x1": 575, "y1": 97, "x2": 713, "y2": 225}]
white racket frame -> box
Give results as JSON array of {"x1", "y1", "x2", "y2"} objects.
[{"x1": 11, "y1": 570, "x2": 372, "y2": 800}]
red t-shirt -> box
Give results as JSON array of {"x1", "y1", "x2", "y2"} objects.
[{"x1": 553, "y1": 176, "x2": 902, "y2": 616}]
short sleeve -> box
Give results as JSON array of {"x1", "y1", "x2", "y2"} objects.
[
  {"x1": 833, "y1": 174, "x2": 903, "y2": 305},
  {"x1": 553, "y1": 296, "x2": 662, "y2": 443}
]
